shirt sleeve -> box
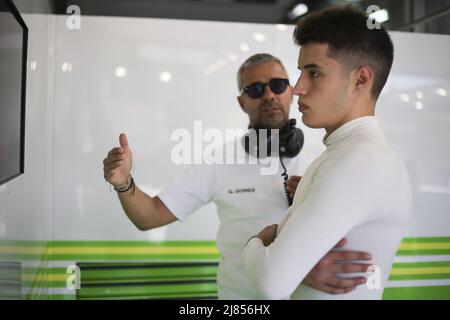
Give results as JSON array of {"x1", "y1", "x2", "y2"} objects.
[
  {"x1": 241, "y1": 147, "x2": 383, "y2": 299},
  {"x1": 157, "y1": 164, "x2": 216, "y2": 221}
]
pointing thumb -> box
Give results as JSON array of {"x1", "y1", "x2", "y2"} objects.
[{"x1": 119, "y1": 133, "x2": 129, "y2": 151}]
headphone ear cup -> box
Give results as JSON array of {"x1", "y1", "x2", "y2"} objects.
[
  {"x1": 281, "y1": 127, "x2": 304, "y2": 157},
  {"x1": 292, "y1": 128, "x2": 304, "y2": 155},
  {"x1": 244, "y1": 120, "x2": 304, "y2": 158}
]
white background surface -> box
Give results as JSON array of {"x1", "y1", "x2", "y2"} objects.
[{"x1": 0, "y1": 14, "x2": 449, "y2": 242}]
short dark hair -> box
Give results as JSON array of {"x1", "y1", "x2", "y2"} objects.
[{"x1": 294, "y1": 5, "x2": 394, "y2": 99}]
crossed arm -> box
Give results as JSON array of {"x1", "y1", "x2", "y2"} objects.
[
  {"x1": 242, "y1": 150, "x2": 379, "y2": 299},
  {"x1": 283, "y1": 175, "x2": 371, "y2": 294}
]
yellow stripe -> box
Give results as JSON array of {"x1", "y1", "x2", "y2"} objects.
[
  {"x1": 23, "y1": 274, "x2": 67, "y2": 282},
  {"x1": 398, "y1": 243, "x2": 450, "y2": 250},
  {"x1": 390, "y1": 267, "x2": 450, "y2": 275},
  {"x1": 0, "y1": 246, "x2": 219, "y2": 255}
]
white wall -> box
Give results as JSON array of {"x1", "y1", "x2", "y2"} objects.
[
  {"x1": 1, "y1": 14, "x2": 449, "y2": 244},
  {"x1": 377, "y1": 32, "x2": 450, "y2": 237},
  {"x1": 0, "y1": 14, "x2": 55, "y2": 242},
  {"x1": 0, "y1": 13, "x2": 56, "y2": 299},
  {"x1": 49, "y1": 15, "x2": 324, "y2": 241}
]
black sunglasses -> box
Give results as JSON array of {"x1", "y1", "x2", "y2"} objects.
[{"x1": 241, "y1": 78, "x2": 290, "y2": 99}]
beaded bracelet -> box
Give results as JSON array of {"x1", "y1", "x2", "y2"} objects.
[{"x1": 114, "y1": 176, "x2": 134, "y2": 193}]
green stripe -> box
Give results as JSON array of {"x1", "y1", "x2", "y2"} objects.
[
  {"x1": 397, "y1": 237, "x2": 450, "y2": 255},
  {"x1": 392, "y1": 261, "x2": 450, "y2": 268},
  {"x1": 23, "y1": 267, "x2": 68, "y2": 275},
  {"x1": 81, "y1": 277, "x2": 217, "y2": 285},
  {"x1": 79, "y1": 292, "x2": 217, "y2": 300},
  {"x1": 400, "y1": 237, "x2": 450, "y2": 243},
  {"x1": 78, "y1": 262, "x2": 217, "y2": 268},
  {"x1": 383, "y1": 285, "x2": 450, "y2": 300},
  {"x1": 396, "y1": 249, "x2": 450, "y2": 256},
  {"x1": 389, "y1": 274, "x2": 450, "y2": 281},
  {"x1": 77, "y1": 282, "x2": 218, "y2": 299},
  {"x1": 80, "y1": 266, "x2": 218, "y2": 280}
]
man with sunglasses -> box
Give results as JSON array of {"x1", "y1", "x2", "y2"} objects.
[{"x1": 103, "y1": 53, "x2": 373, "y2": 299}]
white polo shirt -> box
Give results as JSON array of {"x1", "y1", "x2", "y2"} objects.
[
  {"x1": 158, "y1": 136, "x2": 322, "y2": 299},
  {"x1": 241, "y1": 116, "x2": 412, "y2": 300}
]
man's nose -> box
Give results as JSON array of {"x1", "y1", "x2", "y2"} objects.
[
  {"x1": 262, "y1": 84, "x2": 276, "y2": 100},
  {"x1": 293, "y1": 76, "x2": 307, "y2": 97}
]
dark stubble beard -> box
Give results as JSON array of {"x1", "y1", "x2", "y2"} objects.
[{"x1": 252, "y1": 102, "x2": 289, "y2": 130}]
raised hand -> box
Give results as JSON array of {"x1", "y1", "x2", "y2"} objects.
[{"x1": 103, "y1": 133, "x2": 133, "y2": 187}]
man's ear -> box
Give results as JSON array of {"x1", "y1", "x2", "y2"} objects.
[{"x1": 355, "y1": 66, "x2": 374, "y2": 90}]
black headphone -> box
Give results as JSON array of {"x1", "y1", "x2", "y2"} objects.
[
  {"x1": 242, "y1": 119, "x2": 304, "y2": 207},
  {"x1": 242, "y1": 119, "x2": 304, "y2": 159}
]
